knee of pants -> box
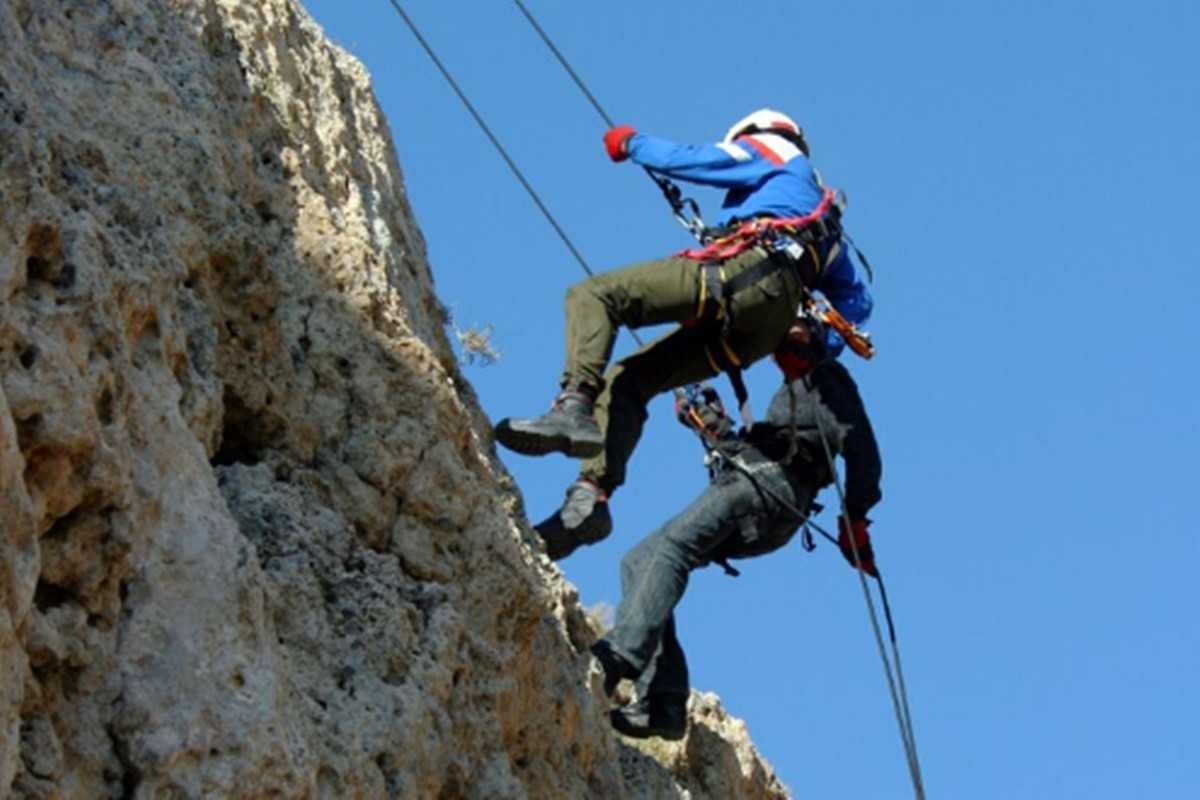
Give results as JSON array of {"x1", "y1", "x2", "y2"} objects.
[
  {"x1": 620, "y1": 538, "x2": 655, "y2": 585},
  {"x1": 651, "y1": 524, "x2": 711, "y2": 573},
  {"x1": 565, "y1": 276, "x2": 603, "y2": 310},
  {"x1": 607, "y1": 367, "x2": 654, "y2": 420}
]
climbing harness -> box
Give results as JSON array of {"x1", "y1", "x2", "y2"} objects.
[
  {"x1": 683, "y1": 187, "x2": 840, "y2": 262},
  {"x1": 679, "y1": 187, "x2": 874, "y2": 410},
  {"x1": 383, "y1": 2, "x2": 920, "y2": 793}
]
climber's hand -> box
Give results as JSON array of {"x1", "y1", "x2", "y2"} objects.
[
  {"x1": 603, "y1": 125, "x2": 636, "y2": 162},
  {"x1": 837, "y1": 517, "x2": 878, "y2": 577}
]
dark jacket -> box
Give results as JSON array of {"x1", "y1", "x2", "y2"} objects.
[{"x1": 741, "y1": 360, "x2": 882, "y2": 518}]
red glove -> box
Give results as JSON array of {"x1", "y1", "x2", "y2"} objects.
[
  {"x1": 603, "y1": 125, "x2": 636, "y2": 162},
  {"x1": 837, "y1": 518, "x2": 878, "y2": 577}
]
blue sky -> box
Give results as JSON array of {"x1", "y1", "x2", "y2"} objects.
[{"x1": 306, "y1": 2, "x2": 1199, "y2": 796}]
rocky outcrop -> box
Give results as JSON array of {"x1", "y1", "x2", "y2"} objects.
[{"x1": 0, "y1": 1, "x2": 788, "y2": 797}]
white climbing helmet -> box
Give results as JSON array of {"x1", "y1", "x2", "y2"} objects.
[{"x1": 722, "y1": 108, "x2": 808, "y2": 153}]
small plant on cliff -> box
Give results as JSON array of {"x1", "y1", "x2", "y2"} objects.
[{"x1": 455, "y1": 323, "x2": 501, "y2": 366}]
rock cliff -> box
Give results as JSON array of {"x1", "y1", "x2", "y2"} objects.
[{"x1": 0, "y1": 1, "x2": 789, "y2": 797}]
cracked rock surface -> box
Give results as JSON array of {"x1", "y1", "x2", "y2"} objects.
[{"x1": 0, "y1": 1, "x2": 789, "y2": 797}]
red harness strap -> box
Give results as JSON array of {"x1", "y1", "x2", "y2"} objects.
[{"x1": 680, "y1": 187, "x2": 838, "y2": 262}]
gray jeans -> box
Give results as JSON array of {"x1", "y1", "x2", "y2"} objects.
[{"x1": 605, "y1": 458, "x2": 815, "y2": 697}]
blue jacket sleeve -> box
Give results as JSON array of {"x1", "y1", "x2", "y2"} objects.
[
  {"x1": 818, "y1": 246, "x2": 874, "y2": 356},
  {"x1": 626, "y1": 133, "x2": 772, "y2": 189}
]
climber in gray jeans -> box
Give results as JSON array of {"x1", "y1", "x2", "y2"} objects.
[{"x1": 590, "y1": 315, "x2": 883, "y2": 739}]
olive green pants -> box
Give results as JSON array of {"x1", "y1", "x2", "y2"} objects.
[{"x1": 559, "y1": 248, "x2": 805, "y2": 494}]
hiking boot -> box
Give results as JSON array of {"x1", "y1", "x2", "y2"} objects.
[
  {"x1": 494, "y1": 391, "x2": 604, "y2": 459},
  {"x1": 609, "y1": 694, "x2": 688, "y2": 741},
  {"x1": 535, "y1": 480, "x2": 612, "y2": 560},
  {"x1": 590, "y1": 639, "x2": 635, "y2": 697}
]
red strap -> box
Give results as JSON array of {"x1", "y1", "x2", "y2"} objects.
[
  {"x1": 736, "y1": 134, "x2": 785, "y2": 166},
  {"x1": 679, "y1": 188, "x2": 837, "y2": 262}
]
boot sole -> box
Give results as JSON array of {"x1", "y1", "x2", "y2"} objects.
[
  {"x1": 535, "y1": 509, "x2": 613, "y2": 561},
  {"x1": 610, "y1": 713, "x2": 687, "y2": 741},
  {"x1": 494, "y1": 422, "x2": 603, "y2": 459},
  {"x1": 535, "y1": 521, "x2": 580, "y2": 561}
]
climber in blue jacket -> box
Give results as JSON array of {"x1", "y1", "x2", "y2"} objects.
[
  {"x1": 622, "y1": 115, "x2": 873, "y2": 341},
  {"x1": 494, "y1": 109, "x2": 874, "y2": 559}
]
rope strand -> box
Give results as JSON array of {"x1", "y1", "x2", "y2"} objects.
[
  {"x1": 808, "y1": 377, "x2": 927, "y2": 798},
  {"x1": 382, "y1": 0, "x2": 596, "y2": 278},
  {"x1": 381, "y1": 0, "x2": 657, "y2": 351},
  {"x1": 512, "y1": 0, "x2": 616, "y2": 127},
  {"x1": 510, "y1": 0, "x2": 709, "y2": 242},
  {"x1": 877, "y1": 575, "x2": 925, "y2": 788}
]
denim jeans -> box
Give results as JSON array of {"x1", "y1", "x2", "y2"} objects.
[{"x1": 604, "y1": 458, "x2": 814, "y2": 697}]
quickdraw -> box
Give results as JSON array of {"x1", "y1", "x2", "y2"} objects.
[
  {"x1": 675, "y1": 384, "x2": 730, "y2": 458},
  {"x1": 653, "y1": 175, "x2": 709, "y2": 243},
  {"x1": 806, "y1": 294, "x2": 877, "y2": 360}
]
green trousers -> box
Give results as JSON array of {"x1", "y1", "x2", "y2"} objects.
[{"x1": 560, "y1": 247, "x2": 805, "y2": 495}]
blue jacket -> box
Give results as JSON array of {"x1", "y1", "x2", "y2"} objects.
[{"x1": 626, "y1": 132, "x2": 873, "y2": 355}]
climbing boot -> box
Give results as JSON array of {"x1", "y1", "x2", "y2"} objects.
[
  {"x1": 535, "y1": 479, "x2": 612, "y2": 560},
  {"x1": 609, "y1": 694, "x2": 688, "y2": 741},
  {"x1": 590, "y1": 639, "x2": 636, "y2": 697},
  {"x1": 494, "y1": 390, "x2": 604, "y2": 459}
]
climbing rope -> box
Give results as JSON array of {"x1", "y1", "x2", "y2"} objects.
[
  {"x1": 381, "y1": 0, "x2": 666, "y2": 358},
  {"x1": 511, "y1": 0, "x2": 710, "y2": 241},
  {"x1": 810, "y1": 386, "x2": 926, "y2": 799},
  {"x1": 512, "y1": 0, "x2": 613, "y2": 127},
  {"x1": 382, "y1": 0, "x2": 598, "y2": 279}
]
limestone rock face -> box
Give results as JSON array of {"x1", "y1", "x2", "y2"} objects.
[{"x1": 0, "y1": 1, "x2": 788, "y2": 798}]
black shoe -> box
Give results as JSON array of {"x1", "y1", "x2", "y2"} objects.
[
  {"x1": 590, "y1": 639, "x2": 635, "y2": 697},
  {"x1": 494, "y1": 391, "x2": 604, "y2": 459},
  {"x1": 610, "y1": 694, "x2": 688, "y2": 741},
  {"x1": 535, "y1": 480, "x2": 613, "y2": 560}
]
